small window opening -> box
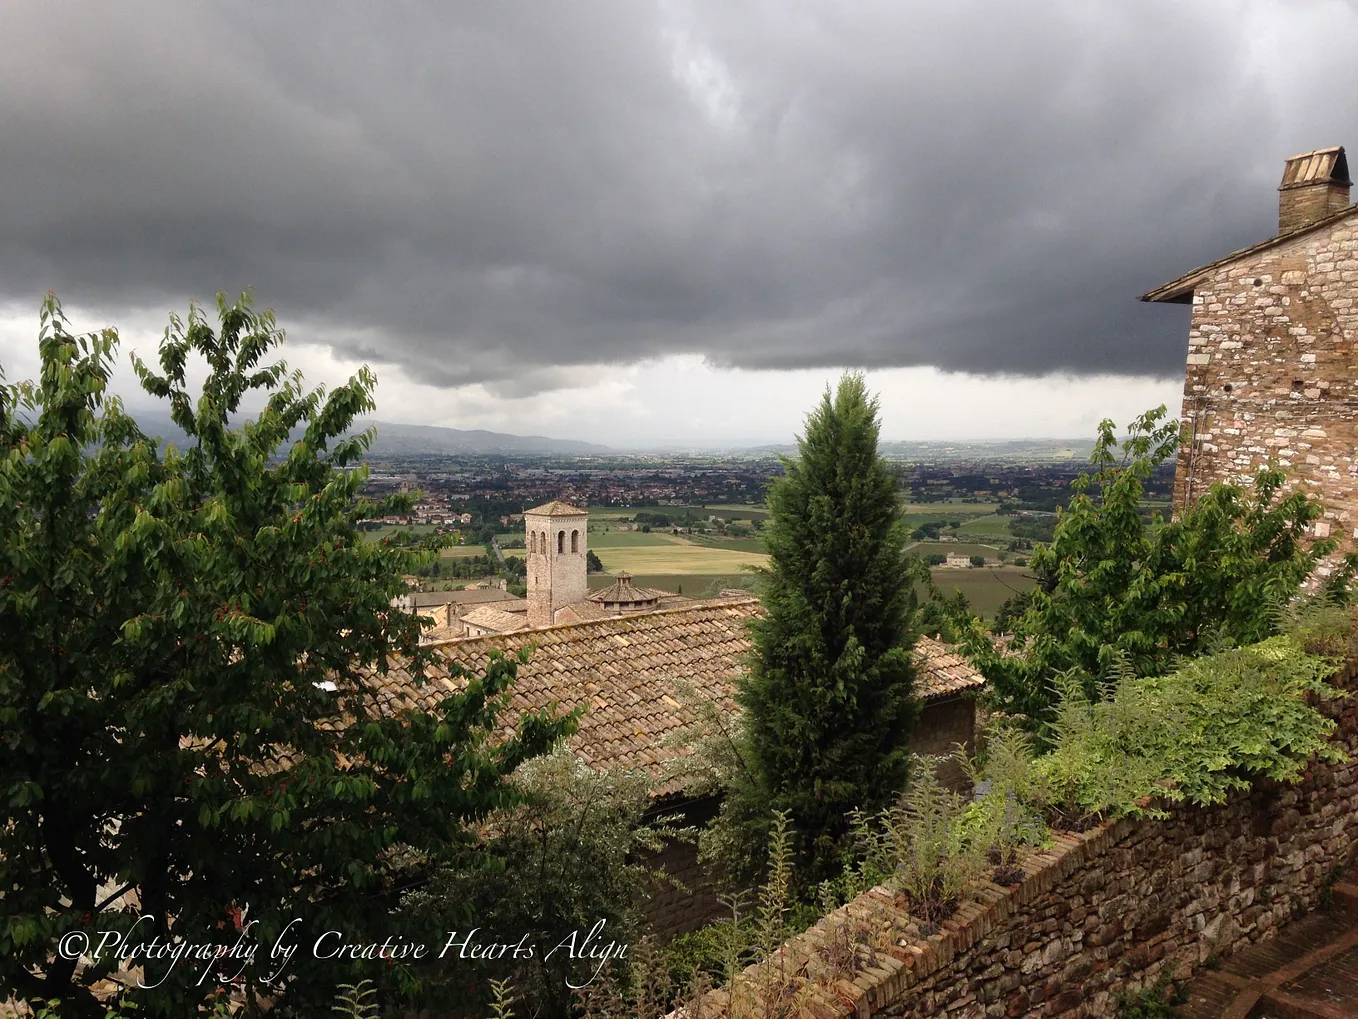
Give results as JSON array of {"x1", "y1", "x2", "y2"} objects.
[
  {"x1": 571, "y1": 529, "x2": 579, "y2": 553},
  {"x1": 557, "y1": 531, "x2": 565, "y2": 554}
]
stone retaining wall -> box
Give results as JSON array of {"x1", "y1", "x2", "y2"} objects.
[{"x1": 680, "y1": 667, "x2": 1358, "y2": 1017}]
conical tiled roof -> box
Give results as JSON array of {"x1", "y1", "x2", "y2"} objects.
[{"x1": 587, "y1": 571, "x2": 666, "y2": 607}]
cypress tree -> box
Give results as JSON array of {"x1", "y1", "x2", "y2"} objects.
[{"x1": 740, "y1": 373, "x2": 919, "y2": 879}]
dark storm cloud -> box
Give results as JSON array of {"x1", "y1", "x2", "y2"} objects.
[{"x1": 2, "y1": 0, "x2": 1354, "y2": 389}]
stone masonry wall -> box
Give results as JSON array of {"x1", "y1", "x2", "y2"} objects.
[
  {"x1": 679, "y1": 663, "x2": 1358, "y2": 1018},
  {"x1": 1173, "y1": 214, "x2": 1358, "y2": 575},
  {"x1": 908, "y1": 695, "x2": 978, "y2": 793}
]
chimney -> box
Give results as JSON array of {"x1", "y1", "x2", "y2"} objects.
[{"x1": 1278, "y1": 146, "x2": 1351, "y2": 234}]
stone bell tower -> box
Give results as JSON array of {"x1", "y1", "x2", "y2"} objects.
[{"x1": 524, "y1": 500, "x2": 588, "y2": 628}]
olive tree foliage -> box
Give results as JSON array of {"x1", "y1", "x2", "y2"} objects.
[
  {"x1": 0, "y1": 294, "x2": 574, "y2": 1016},
  {"x1": 961, "y1": 406, "x2": 1356, "y2": 732}
]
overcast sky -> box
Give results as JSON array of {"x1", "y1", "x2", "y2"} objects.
[{"x1": 4, "y1": 1, "x2": 1357, "y2": 447}]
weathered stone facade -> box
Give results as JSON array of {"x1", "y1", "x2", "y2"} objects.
[
  {"x1": 676, "y1": 662, "x2": 1358, "y2": 1018},
  {"x1": 1144, "y1": 147, "x2": 1358, "y2": 575},
  {"x1": 524, "y1": 500, "x2": 589, "y2": 627}
]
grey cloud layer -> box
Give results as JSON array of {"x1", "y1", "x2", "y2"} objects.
[{"x1": 3, "y1": 0, "x2": 1355, "y2": 390}]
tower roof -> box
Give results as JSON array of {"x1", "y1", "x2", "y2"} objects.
[
  {"x1": 586, "y1": 571, "x2": 667, "y2": 607},
  {"x1": 524, "y1": 500, "x2": 587, "y2": 517}
]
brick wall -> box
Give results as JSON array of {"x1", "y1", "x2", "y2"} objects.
[
  {"x1": 677, "y1": 663, "x2": 1358, "y2": 1017},
  {"x1": 643, "y1": 795, "x2": 725, "y2": 940},
  {"x1": 1173, "y1": 214, "x2": 1358, "y2": 577}
]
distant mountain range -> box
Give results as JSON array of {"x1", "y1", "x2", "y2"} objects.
[
  {"x1": 356, "y1": 421, "x2": 608, "y2": 455},
  {"x1": 132, "y1": 414, "x2": 610, "y2": 455},
  {"x1": 130, "y1": 413, "x2": 1092, "y2": 459},
  {"x1": 740, "y1": 438, "x2": 1096, "y2": 460}
]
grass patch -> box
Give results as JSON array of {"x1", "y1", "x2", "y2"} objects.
[
  {"x1": 586, "y1": 530, "x2": 684, "y2": 547},
  {"x1": 684, "y1": 534, "x2": 767, "y2": 552},
  {"x1": 593, "y1": 544, "x2": 768, "y2": 576},
  {"x1": 918, "y1": 567, "x2": 1037, "y2": 619},
  {"x1": 952, "y1": 514, "x2": 1014, "y2": 536},
  {"x1": 441, "y1": 545, "x2": 493, "y2": 559},
  {"x1": 899, "y1": 502, "x2": 1002, "y2": 514},
  {"x1": 908, "y1": 541, "x2": 1007, "y2": 559}
]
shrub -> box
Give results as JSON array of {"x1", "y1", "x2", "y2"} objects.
[
  {"x1": 397, "y1": 749, "x2": 681, "y2": 1017},
  {"x1": 961, "y1": 406, "x2": 1357, "y2": 732},
  {"x1": 996, "y1": 605, "x2": 1352, "y2": 823}
]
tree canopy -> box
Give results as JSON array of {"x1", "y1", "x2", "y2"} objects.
[
  {"x1": 735, "y1": 373, "x2": 918, "y2": 881},
  {"x1": 0, "y1": 293, "x2": 575, "y2": 1016},
  {"x1": 961, "y1": 406, "x2": 1356, "y2": 732}
]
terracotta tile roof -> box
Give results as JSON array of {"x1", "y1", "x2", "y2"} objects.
[
  {"x1": 364, "y1": 600, "x2": 984, "y2": 795},
  {"x1": 460, "y1": 605, "x2": 530, "y2": 634},
  {"x1": 912, "y1": 635, "x2": 988, "y2": 699},
  {"x1": 586, "y1": 571, "x2": 668, "y2": 607},
  {"x1": 524, "y1": 500, "x2": 587, "y2": 517}
]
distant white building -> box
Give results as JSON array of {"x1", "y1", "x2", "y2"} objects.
[{"x1": 944, "y1": 553, "x2": 973, "y2": 569}]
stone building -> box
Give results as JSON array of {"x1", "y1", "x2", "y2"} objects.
[
  {"x1": 1142, "y1": 146, "x2": 1358, "y2": 565},
  {"x1": 524, "y1": 500, "x2": 589, "y2": 627}
]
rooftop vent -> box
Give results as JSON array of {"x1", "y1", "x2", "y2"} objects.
[{"x1": 1278, "y1": 146, "x2": 1351, "y2": 234}]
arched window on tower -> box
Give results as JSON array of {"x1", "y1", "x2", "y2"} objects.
[
  {"x1": 571, "y1": 530, "x2": 579, "y2": 553},
  {"x1": 557, "y1": 531, "x2": 565, "y2": 554}
]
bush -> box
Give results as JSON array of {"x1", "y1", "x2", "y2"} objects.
[
  {"x1": 994, "y1": 604, "x2": 1352, "y2": 823},
  {"x1": 397, "y1": 750, "x2": 684, "y2": 1017},
  {"x1": 1112, "y1": 975, "x2": 1183, "y2": 1018},
  {"x1": 961, "y1": 406, "x2": 1358, "y2": 730}
]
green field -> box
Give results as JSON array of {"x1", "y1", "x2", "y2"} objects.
[
  {"x1": 588, "y1": 573, "x2": 756, "y2": 596},
  {"x1": 900, "y1": 502, "x2": 1002, "y2": 514},
  {"x1": 685, "y1": 534, "x2": 766, "y2": 553},
  {"x1": 908, "y1": 541, "x2": 1007, "y2": 559},
  {"x1": 952, "y1": 514, "x2": 1014, "y2": 536},
  {"x1": 920, "y1": 567, "x2": 1037, "y2": 619},
  {"x1": 440, "y1": 544, "x2": 493, "y2": 559},
  {"x1": 593, "y1": 541, "x2": 768, "y2": 576},
  {"x1": 587, "y1": 530, "x2": 682, "y2": 547},
  {"x1": 588, "y1": 504, "x2": 768, "y2": 522}
]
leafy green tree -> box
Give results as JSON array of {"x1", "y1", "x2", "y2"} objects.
[
  {"x1": 586, "y1": 549, "x2": 604, "y2": 573},
  {"x1": 0, "y1": 294, "x2": 574, "y2": 1016},
  {"x1": 734, "y1": 374, "x2": 919, "y2": 882},
  {"x1": 398, "y1": 750, "x2": 679, "y2": 1018},
  {"x1": 961, "y1": 406, "x2": 1356, "y2": 732}
]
